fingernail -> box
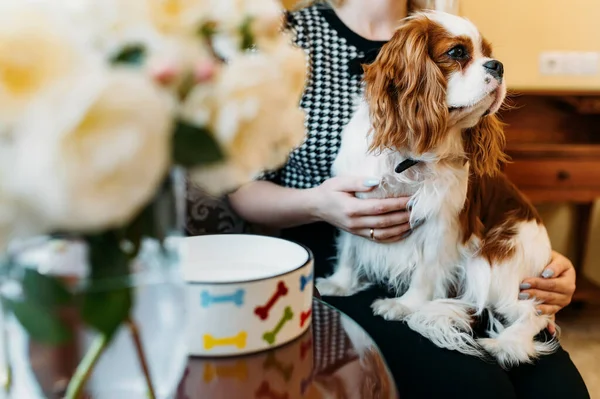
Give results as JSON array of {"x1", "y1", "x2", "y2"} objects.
[
  {"x1": 541, "y1": 269, "x2": 555, "y2": 279},
  {"x1": 411, "y1": 219, "x2": 425, "y2": 229},
  {"x1": 518, "y1": 293, "x2": 530, "y2": 300},
  {"x1": 519, "y1": 283, "x2": 531, "y2": 290},
  {"x1": 536, "y1": 309, "x2": 543, "y2": 316},
  {"x1": 363, "y1": 178, "x2": 381, "y2": 187},
  {"x1": 400, "y1": 229, "x2": 413, "y2": 239},
  {"x1": 407, "y1": 198, "x2": 415, "y2": 212}
]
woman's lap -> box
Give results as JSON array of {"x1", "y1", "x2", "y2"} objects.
[
  {"x1": 280, "y1": 223, "x2": 589, "y2": 398},
  {"x1": 322, "y1": 286, "x2": 590, "y2": 399}
]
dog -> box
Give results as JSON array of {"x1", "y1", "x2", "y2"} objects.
[{"x1": 316, "y1": 11, "x2": 557, "y2": 368}]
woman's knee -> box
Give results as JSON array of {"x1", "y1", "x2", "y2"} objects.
[{"x1": 508, "y1": 346, "x2": 590, "y2": 399}]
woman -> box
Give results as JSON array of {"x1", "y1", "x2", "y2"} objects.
[{"x1": 229, "y1": 1, "x2": 589, "y2": 397}]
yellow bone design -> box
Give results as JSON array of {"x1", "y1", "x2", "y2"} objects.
[
  {"x1": 203, "y1": 361, "x2": 248, "y2": 383},
  {"x1": 203, "y1": 331, "x2": 247, "y2": 350}
]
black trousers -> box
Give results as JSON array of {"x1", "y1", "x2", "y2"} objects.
[{"x1": 281, "y1": 223, "x2": 590, "y2": 399}]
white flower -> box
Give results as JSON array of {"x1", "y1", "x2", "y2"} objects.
[
  {"x1": 56, "y1": 0, "x2": 212, "y2": 91},
  {"x1": 185, "y1": 38, "x2": 307, "y2": 194},
  {"x1": 207, "y1": 0, "x2": 282, "y2": 36},
  {"x1": 0, "y1": 145, "x2": 44, "y2": 253},
  {"x1": 10, "y1": 70, "x2": 173, "y2": 231},
  {"x1": 207, "y1": 0, "x2": 284, "y2": 58},
  {"x1": 0, "y1": 0, "x2": 101, "y2": 132},
  {"x1": 0, "y1": 177, "x2": 14, "y2": 253},
  {"x1": 57, "y1": 0, "x2": 163, "y2": 55},
  {"x1": 146, "y1": 0, "x2": 210, "y2": 37}
]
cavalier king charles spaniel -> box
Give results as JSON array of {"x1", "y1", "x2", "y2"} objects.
[{"x1": 316, "y1": 11, "x2": 557, "y2": 368}]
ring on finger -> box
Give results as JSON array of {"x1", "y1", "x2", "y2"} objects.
[{"x1": 370, "y1": 228, "x2": 376, "y2": 241}]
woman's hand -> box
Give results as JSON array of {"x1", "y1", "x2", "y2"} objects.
[
  {"x1": 309, "y1": 176, "x2": 415, "y2": 242},
  {"x1": 519, "y1": 250, "x2": 576, "y2": 334}
]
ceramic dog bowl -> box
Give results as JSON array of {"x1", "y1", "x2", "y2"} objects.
[{"x1": 180, "y1": 234, "x2": 314, "y2": 357}]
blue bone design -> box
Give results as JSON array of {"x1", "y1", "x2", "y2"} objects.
[
  {"x1": 299, "y1": 271, "x2": 314, "y2": 292},
  {"x1": 201, "y1": 288, "x2": 245, "y2": 308}
]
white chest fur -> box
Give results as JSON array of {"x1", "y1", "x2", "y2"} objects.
[
  {"x1": 332, "y1": 101, "x2": 469, "y2": 234},
  {"x1": 326, "y1": 101, "x2": 469, "y2": 296}
]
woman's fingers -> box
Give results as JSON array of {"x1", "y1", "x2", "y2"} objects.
[
  {"x1": 351, "y1": 197, "x2": 411, "y2": 216},
  {"x1": 546, "y1": 315, "x2": 557, "y2": 335},
  {"x1": 539, "y1": 250, "x2": 573, "y2": 279},
  {"x1": 359, "y1": 223, "x2": 412, "y2": 241},
  {"x1": 521, "y1": 275, "x2": 574, "y2": 296},
  {"x1": 351, "y1": 210, "x2": 411, "y2": 230},
  {"x1": 519, "y1": 289, "x2": 571, "y2": 307}
]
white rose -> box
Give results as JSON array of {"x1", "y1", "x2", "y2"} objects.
[
  {"x1": 56, "y1": 0, "x2": 212, "y2": 91},
  {"x1": 145, "y1": 0, "x2": 211, "y2": 37},
  {"x1": 0, "y1": 174, "x2": 15, "y2": 253},
  {"x1": 0, "y1": 0, "x2": 101, "y2": 132},
  {"x1": 11, "y1": 70, "x2": 173, "y2": 231},
  {"x1": 56, "y1": 0, "x2": 162, "y2": 56},
  {"x1": 207, "y1": 0, "x2": 284, "y2": 58},
  {"x1": 0, "y1": 145, "x2": 45, "y2": 253},
  {"x1": 185, "y1": 38, "x2": 307, "y2": 194}
]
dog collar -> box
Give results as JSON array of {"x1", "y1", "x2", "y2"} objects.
[{"x1": 395, "y1": 159, "x2": 420, "y2": 173}]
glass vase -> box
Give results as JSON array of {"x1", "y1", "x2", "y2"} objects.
[{"x1": 0, "y1": 171, "x2": 188, "y2": 399}]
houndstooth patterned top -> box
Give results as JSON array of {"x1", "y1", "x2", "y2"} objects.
[{"x1": 261, "y1": 5, "x2": 386, "y2": 188}]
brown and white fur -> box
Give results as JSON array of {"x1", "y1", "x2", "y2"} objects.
[{"x1": 316, "y1": 11, "x2": 557, "y2": 368}]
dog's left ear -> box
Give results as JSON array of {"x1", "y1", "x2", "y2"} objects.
[
  {"x1": 463, "y1": 114, "x2": 509, "y2": 176},
  {"x1": 364, "y1": 16, "x2": 448, "y2": 155}
]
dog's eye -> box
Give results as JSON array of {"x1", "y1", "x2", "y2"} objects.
[{"x1": 447, "y1": 45, "x2": 468, "y2": 60}]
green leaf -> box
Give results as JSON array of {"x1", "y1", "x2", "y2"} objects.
[
  {"x1": 81, "y1": 231, "x2": 133, "y2": 337},
  {"x1": 80, "y1": 287, "x2": 132, "y2": 339},
  {"x1": 239, "y1": 17, "x2": 255, "y2": 50},
  {"x1": 172, "y1": 120, "x2": 224, "y2": 167},
  {"x1": 120, "y1": 201, "x2": 161, "y2": 257},
  {"x1": 22, "y1": 269, "x2": 72, "y2": 309},
  {"x1": 198, "y1": 21, "x2": 217, "y2": 38},
  {"x1": 110, "y1": 44, "x2": 146, "y2": 66},
  {"x1": 3, "y1": 298, "x2": 71, "y2": 345},
  {"x1": 86, "y1": 231, "x2": 130, "y2": 280}
]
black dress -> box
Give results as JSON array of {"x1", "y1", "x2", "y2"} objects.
[{"x1": 265, "y1": 5, "x2": 590, "y2": 398}]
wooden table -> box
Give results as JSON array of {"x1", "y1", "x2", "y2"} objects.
[{"x1": 175, "y1": 298, "x2": 398, "y2": 399}]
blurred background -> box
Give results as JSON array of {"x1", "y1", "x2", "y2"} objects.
[{"x1": 461, "y1": 0, "x2": 600, "y2": 394}]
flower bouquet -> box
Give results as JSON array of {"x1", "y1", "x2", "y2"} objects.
[{"x1": 0, "y1": 0, "x2": 306, "y2": 397}]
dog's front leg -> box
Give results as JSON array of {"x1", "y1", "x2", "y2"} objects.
[
  {"x1": 371, "y1": 263, "x2": 435, "y2": 321},
  {"x1": 316, "y1": 231, "x2": 371, "y2": 296}
]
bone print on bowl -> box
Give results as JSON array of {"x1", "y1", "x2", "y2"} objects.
[{"x1": 181, "y1": 234, "x2": 314, "y2": 356}]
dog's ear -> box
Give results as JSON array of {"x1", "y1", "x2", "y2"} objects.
[
  {"x1": 364, "y1": 16, "x2": 448, "y2": 155},
  {"x1": 462, "y1": 114, "x2": 509, "y2": 176}
]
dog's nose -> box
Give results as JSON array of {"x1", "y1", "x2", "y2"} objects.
[{"x1": 483, "y1": 60, "x2": 504, "y2": 80}]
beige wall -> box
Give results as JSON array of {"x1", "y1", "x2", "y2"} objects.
[{"x1": 460, "y1": 0, "x2": 600, "y2": 92}]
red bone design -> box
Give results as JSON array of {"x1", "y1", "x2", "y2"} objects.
[
  {"x1": 301, "y1": 376, "x2": 312, "y2": 395},
  {"x1": 300, "y1": 308, "x2": 312, "y2": 328},
  {"x1": 300, "y1": 337, "x2": 313, "y2": 360},
  {"x1": 263, "y1": 353, "x2": 293, "y2": 382},
  {"x1": 255, "y1": 281, "x2": 288, "y2": 321},
  {"x1": 255, "y1": 381, "x2": 289, "y2": 399}
]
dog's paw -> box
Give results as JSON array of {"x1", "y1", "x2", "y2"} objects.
[
  {"x1": 477, "y1": 337, "x2": 535, "y2": 369},
  {"x1": 315, "y1": 278, "x2": 354, "y2": 297},
  {"x1": 371, "y1": 298, "x2": 413, "y2": 321}
]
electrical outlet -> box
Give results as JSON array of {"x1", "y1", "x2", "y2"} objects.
[
  {"x1": 539, "y1": 52, "x2": 564, "y2": 75},
  {"x1": 539, "y1": 51, "x2": 599, "y2": 76},
  {"x1": 579, "y1": 52, "x2": 599, "y2": 75}
]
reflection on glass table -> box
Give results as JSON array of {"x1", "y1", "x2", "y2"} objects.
[{"x1": 177, "y1": 298, "x2": 398, "y2": 399}]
